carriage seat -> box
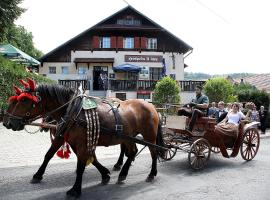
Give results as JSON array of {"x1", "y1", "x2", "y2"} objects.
[{"x1": 186, "y1": 117, "x2": 217, "y2": 131}]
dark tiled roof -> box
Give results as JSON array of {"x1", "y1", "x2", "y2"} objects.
[{"x1": 236, "y1": 74, "x2": 270, "y2": 92}]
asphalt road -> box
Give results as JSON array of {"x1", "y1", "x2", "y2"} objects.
[{"x1": 0, "y1": 126, "x2": 270, "y2": 200}]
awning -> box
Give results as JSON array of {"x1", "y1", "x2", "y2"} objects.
[
  {"x1": 0, "y1": 44, "x2": 40, "y2": 66},
  {"x1": 74, "y1": 58, "x2": 114, "y2": 63},
  {"x1": 113, "y1": 63, "x2": 141, "y2": 73}
]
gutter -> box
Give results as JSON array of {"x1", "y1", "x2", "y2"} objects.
[{"x1": 183, "y1": 49, "x2": 193, "y2": 59}]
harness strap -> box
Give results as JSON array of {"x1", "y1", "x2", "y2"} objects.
[{"x1": 102, "y1": 99, "x2": 123, "y2": 134}]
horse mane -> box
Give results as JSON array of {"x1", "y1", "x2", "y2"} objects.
[{"x1": 37, "y1": 84, "x2": 75, "y2": 105}]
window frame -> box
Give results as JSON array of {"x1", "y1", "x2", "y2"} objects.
[
  {"x1": 78, "y1": 66, "x2": 88, "y2": 75},
  {"x1": 123, "y1": 37, "x2": 134, "y2": 49},
  {"x1": 61, "y1": 66, "x2": 69, "y2": 74},
  {"x1": 147, "y1": 38, "x2": 157, "y2": 50},
  {"x1": 49, "y1": 66, "x2": 56, "y2": 74},
  {"x1": 99, "y1": 37, "x2": 111, "y2": 48}
]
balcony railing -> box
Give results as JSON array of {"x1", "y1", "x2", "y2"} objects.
[
  {"x1": 58, "y1": 79, "x2": 89, "y2": 90},
  {"x1": 58, "y1": 79, "x2": 205, "y2": 92}
]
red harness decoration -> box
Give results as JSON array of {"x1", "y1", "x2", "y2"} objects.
[
  {"x1": 17, "y1": 92, "x2": 39, "y2": 103},
  {"x1": 56, "y1": 134, "x2": 71, "y2": 159}
]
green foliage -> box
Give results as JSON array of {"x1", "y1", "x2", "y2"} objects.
[
  {"x1": 237, "y1": 89, "x2": 270, "y2": 110},
  {"x1": 0, "y1": 56, "x2": 54, "y2": 110},
  {"x1": 0, "y1": 0, "x2": 25, "y2": 42},
  {"x1": 233, "y1": 82, "x2": 256, "y2": 95},
  {"x1": 153, "y1": 76, "x2": 180, "y2": 105},
  {"x1": 204, "y1": 77, "x2": 234, "y2": 103},
  {"x1": 3, "y1": 25, "x2": 43, "y2": 59}
]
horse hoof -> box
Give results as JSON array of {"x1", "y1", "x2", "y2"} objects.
[
  {"x1": 101, "y1": 176, "x2": 110, "y2": 185},
  {"x1": 146, "y1": 175, "x2": 155, "y2": 182},
  {"x1": 66, "y1": 188, "x2": 81, "y2": 199},
  {"x1": 117, "y1": 176, "x2": 126, "y2": 184},
  {"x1": 30, "y1": 175, "x2": 42, "y2": 184},
  {"x1": 113, "y1": 164, "x2": 122, "y2": 171}
]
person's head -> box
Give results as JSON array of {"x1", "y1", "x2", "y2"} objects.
[
  {"x1": 252, "y1": 106, "x2": 257, "y2": 111},
  {"x1": 218, "y1": 101, "x2": 225, "y2": 110},
  {"x1": 260, "y1": 105, "x2": 265, "y2": 111},
  {"x1": 195, "y1": 85, "x2": 203, "y2": 96},
  {"x1": 211, "y1": 102, "x2": 216, "y2": 108},
  {"x1": 231, "y1": 102, "x2": 240, "y2": 112}
]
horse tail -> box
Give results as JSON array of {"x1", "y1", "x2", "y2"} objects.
[{"x1": 156, "y1": 119, "x2": 165, "y2": 158}]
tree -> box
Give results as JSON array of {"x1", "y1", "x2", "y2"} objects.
[
  {"x1": 204, "y1": 77, "x2": 236, "y2": 103},
  {"x1": 0, "y1": 0, "x2": 25, "y2": 42},
  {"x1": 153, "y1": 76, "x2": 180, "y2": 105},
  {"x1": 4, "y1": 25, "x2": 43, "y2": 59}
]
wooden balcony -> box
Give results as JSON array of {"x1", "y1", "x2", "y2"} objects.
[
  {"x1": 58, "y1": 79, "x2": 89, "y2": 90},
  {"x1": 58, "y1": 79, "x2": 205, "y2": 92}
]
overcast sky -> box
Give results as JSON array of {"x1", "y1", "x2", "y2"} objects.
[{"x1": 16, "y1": 0, "x2": 270, "y2": 75}]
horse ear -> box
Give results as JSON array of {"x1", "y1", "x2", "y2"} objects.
[
  {"x1": 27, "y1": 78, "x2": 36, "y2": 91},
  {"x1": 19, "y1": 79, "x2": 30, "y2": 89},
  {"x1": 13, "y1": 85, "x2": 22, "y2": 95}
]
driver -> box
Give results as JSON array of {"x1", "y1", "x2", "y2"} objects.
[{"x1": 177, "y1": 85, "x2": 209, "y2": 132}]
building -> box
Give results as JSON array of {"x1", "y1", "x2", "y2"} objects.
[
  {"x1": 235, "y1": 74, "x2": 270, "y2": 93},
  {"x1": 39, "y1": 6, "x2": 204, "y2": 103}
]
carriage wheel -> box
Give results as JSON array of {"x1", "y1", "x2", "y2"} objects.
[
  {"x1": 211, "y1": 147, "x2": 221, "y2": 154},
  {"x1": 159, "y1": 129, "x2": 177, "y2": 161},
  {"x1": 188, "y1": 138, "x2": 211, "y2": 170},
  {"x1": 240, "y1": 128, "x2": 260, "y2": 161},
  {"x1": 159, "y1": 141, "x2": 177, "y2": 161}
]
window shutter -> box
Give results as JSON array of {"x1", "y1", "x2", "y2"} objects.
[
  {"x1": 134, "y1": 37, "x2": 140, "y2": 48},
  {"x1": 141, "y1": 37, "x2": 147, "y2": 49},
  {"x1": 117, "y1": 36, "x2": 123, "y2": 48},
  {"x1": 111, "y1": 36, "x2": 117, "y2": 48},
  {"x1": 92, "y1": 36, "x2": 99, "y2": 48}
]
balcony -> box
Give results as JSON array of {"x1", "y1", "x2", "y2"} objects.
[{"x1": 58, "y1": 79, "x2": 205, "y2": 92}]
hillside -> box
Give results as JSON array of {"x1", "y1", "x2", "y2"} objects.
[{"x1": 184, "y1": 72, "x2": 255, "y2": 81}]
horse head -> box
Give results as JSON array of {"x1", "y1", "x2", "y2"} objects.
[{"x1": 3, "y1": 78, "x2": 43, "y2": 131}]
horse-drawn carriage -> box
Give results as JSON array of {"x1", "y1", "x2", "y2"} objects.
[{"x1": 158, "y1": 105, "x2": 260, "y2": 170}]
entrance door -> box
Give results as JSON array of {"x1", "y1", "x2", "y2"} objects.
[{"x1": 93, "y1": 66, "x2": 108, "y2": 90}]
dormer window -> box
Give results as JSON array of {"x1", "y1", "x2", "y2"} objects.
[{"x1": 117, "y1": 15, "x2": 141, "y2": 26}]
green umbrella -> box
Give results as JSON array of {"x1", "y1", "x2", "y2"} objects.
[{"x1": 0, "y1": 44, "x2": 40, "y2": 66}]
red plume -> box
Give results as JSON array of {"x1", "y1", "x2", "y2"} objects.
[
  {"x1": 19, "y1": 79, "x2": 30, "y2": 89},
  {"x1": 27, "y1": 78, "x2": 36, "y2": 91},
  {"x1": 13, "y1": 85, "x2": 22, "y2": 95}
]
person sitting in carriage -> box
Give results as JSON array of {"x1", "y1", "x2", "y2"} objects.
[
  {"x1": 177, "y1": 85, "x2": 209, "y2": 133},
  {"x1": 215, "y1": 102, "x2": 251, "y2": 148}
]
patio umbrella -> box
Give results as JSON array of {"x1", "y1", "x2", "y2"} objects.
[{"x1": 0, "y1": 44, "x2": 40, "y2": 66}]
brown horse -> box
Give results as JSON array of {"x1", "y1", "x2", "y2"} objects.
[{"x1": 3, "y1": 80, "x2": 164, "y2": 198}]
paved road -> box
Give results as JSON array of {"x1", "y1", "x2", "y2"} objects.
[{"x1": 0, "y1": 125, "x2": 270, "y2": 200}]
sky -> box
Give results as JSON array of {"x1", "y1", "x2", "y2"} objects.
[{"x1": 15, "y1": 0, "x2": 270, "y2": 75}]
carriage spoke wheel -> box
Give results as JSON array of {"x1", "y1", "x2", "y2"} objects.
[
  {"x1": 241, "y1": 128, "x2": 260, "y2": 161},
  {"x1": 159, "y1": 129, "x2": 177, "y2": 161},
  {"x1": 188, "y1": 138, "x2": 211, "y2": 170},
  {"x1": 211, "y1": 147, "x2": 221, "y2": 154}
]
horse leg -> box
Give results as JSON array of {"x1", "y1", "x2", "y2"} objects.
[
  {"x1": 31, "y1": 136, "x2": 64, "y2": 183},
  {"x1": 146, "y1": 146, "x2": 158, "y2": 182},
  {"x1": 113, "y1": 143, "x2": 126, "y2": 171},
  {"x1": 92, "y1": 153, "x2": 111, "y2": 184},
  {"x1": 117, "y1": 143, "x2": 137, "y2": 183},
  {"x1": 66, "y1": 157, "x2": 87, "y2": 198}
]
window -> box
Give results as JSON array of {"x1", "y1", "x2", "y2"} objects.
[
  {"x1": 99, "y1": 37, "x2": 111, "y2": 48},
  {"x1": 123, "y1": 37, "x2": 134, "y2": 49},
  {"x1": 78, "y1": 66, "x2": 88, "y2": 75},
  {"x1": 61, "y1": 66, "x2": 69, "y2": 74},
  {"x1": 150, "y1": 67, "x2": 162, "y2": 80},
  {"x1": 127, "y1": 72, "x2": 138, "y2": 80},
  {"x1": 147, "y1": 38, "x2": 157, "y2": 49},
  {"x1": 117, "y1": 16, "x2": 141, "y2": 26},
  {"x1": 49, "y1": 66, "x2": 56, "y2": 74},
  {"x1": 137, "y1": 93, "x2": 151, "y2": 100},
  {"x1": 170, "y1": 74, "x2": 176, "y2": 80}
]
